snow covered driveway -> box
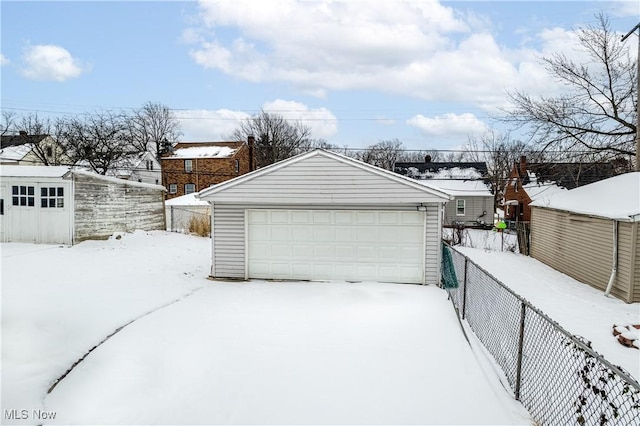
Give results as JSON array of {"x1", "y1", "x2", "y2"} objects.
[
  {"x1": 45, "y1": 281, "x2": 530, "y2": 425},
  {"x1": 2, "y1": 232, "x2": 531, "y2": 425}
]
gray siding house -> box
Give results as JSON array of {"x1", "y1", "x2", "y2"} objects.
[
  {"x1": 394, "y1": 160, "x2": 494, "y2": 227},
  {"x1": 1, "y1": 166, "x2": 166, "y2": 245},
  {"x1": 530, "y1": 172, "x2": 640, "y2": 303},
  {"x1": 198, "y1": 149, "x2": 453, "y2": 285}
]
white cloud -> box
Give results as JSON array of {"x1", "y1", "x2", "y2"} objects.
[
  {"x1": 186, "y1": 0, "x2": 622, "y2": 112},
  {"x1": 175, "y1": 109, "x2": 250, "y2": 141},
  {"x1": 262, "y1": 99, "x2": 338, "y2": 139},
  {"x1": 407, "y1": 113, "x2": 489, "y2": 138},
  {"x1": 0, "y1": 54, "x2": 9, "y2": 66},
  {"x1": 175, "y1": 101, "x2": 338, "y2": 141},
  {"x1": 20, "y1": 44, "x2": 86, "y2": 81}
]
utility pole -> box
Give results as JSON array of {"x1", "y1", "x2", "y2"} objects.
[{"x1": 622, "y1": 23, "x2": 640, "y2": 171}]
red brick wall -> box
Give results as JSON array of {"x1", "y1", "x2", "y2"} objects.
[
  {"x1": 503, "y1": 164, "x2": 533, "y2": 222},
  {"x1": 161, "y1": 144, "x2": 250, "y2": 199}
]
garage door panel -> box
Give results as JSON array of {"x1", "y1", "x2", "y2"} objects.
[
  {"x1": 247, "y1": 209, "x2": 425, "y2": 284},
  {"x1": 271, "y1": 244, "x2": 292, "y2": 258},
  {"x1": 335, "y1": 227, "x2": 357, "y2": 241},
  {"x1": 335, "y1": 244, "x2": 356, "y2": 260},
  {"x1": 313, "y1": 226, "x2": 335, "y2": 242},
  {"x1": 334, "y1": 211, "x2": 354, "y2": 224},
  {"x1": 313, "y1": 244, "x2": 334, "y2": 259},
  {"x1": 313, "y1": 211, "x2": 332, "y2": 224},
  {"x1": 356, "y1": 211, "x2": 376, "y2": 224},
  {"x1": 291, "y1": 210, "x2": 311, "y2": 223},
  {"x1": 357, "y1": 227, "x2": 378, "y2": 242}
]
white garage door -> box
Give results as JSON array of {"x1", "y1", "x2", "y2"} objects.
[{"x1": 247, "y1": 209, "x2": 425, "y2": 284}]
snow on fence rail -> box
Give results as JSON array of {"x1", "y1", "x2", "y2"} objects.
[{"x1": 444, "y1": 244, "x2": 640, "y2": 426}]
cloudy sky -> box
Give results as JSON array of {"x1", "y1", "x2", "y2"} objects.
[{"x1": 1, "y1": 0, "x2": 638, "y2": 150}]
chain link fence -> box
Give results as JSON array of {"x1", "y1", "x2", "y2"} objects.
[{"x1": 444, "y1": 244, "x2": 640, "y2": 426}]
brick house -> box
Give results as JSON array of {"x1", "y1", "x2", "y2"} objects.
[
  {"x1": 161, "y1": 141, "x2": 251, "y2": 199},
  {"x1": 503, "y1": 156, "x2": 617, "y2": 223}
]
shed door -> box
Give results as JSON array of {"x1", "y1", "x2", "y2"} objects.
[{"x1": 247, "y1": 209, "x2": 425, "y2": 284}]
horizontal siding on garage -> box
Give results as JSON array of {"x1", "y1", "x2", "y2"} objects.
[
  {"x1": 424, "y1": 204, "x2": 440, "y2": 285},
  {"x1": 211, "y1": 203, "x2": 442, "y2": 284},
  {"x1": 212, "y1": 204, "x2": 246, "y2": 278},
  {"x1": 634, "y1": 223, "x2": 640, "y2": 302},
  {"x1": 530, "y1": 207, "x2": 630, "y2": 301},
  {"x1": 205, "y1": 155, "x2": 450, "y2": 205}
]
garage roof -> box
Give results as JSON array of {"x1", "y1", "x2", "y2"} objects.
[
  {"x1": 530, "y1": 171, "x2": 640, "y2": 222},
  {"x1": 198, "y1": 149, "x2": 453, "y2": 204}
]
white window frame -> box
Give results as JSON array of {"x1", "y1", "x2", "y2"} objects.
[
  {"x1": 169, "y1": 184, "x2": 177, "y2": 194},
  {"x1": 185, "y1": 159, "x2": 193, "y2": 173},
  {"x1": 456, "y1": 199, "x2": 466, "y2": 216},
  {"x1": 235, "y1": 159, "x2": 240, "y2": 174},
  {"x1": 184, "y1": 183, "x2": 196, "y2": 194},
  {"x1": 40, "y1": 186, "x2": 64, "y2": 209}
]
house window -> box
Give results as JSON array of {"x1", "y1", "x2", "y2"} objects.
[
  {"x1": 185, "y1": 159, "x2": 193, "y2": 173},
  {"x1": 235, "y1": 159, "x2": 240, "y2": 174},
  {"x1": 12, "y1": 185, "x2": 35, "y2": 207},
  {"x1": 46, "y1": 146, "x2": 53, "y2": 157},
  {"x1": 456, "y1": 199, "x2": 465, "y2": 216},
  {"x1": 146, "y1": 160, "x2": 154, "y2": 171},
  {"x1": 169, "y1": 184, "x2": 177, "y2": 194},
  {"x1": 185, "y1": 183, "x2": 195, "y2": 194},
  {"x1": 40, "y1": 187, "x2": 64, "y2": 208}
]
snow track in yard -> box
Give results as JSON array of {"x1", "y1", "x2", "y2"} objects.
[{"x1": 46, "y1": 286, "x2": 206, "y2": 395}]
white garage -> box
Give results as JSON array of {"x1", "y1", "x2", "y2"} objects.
[{"x1": 199, "y1": 149, "x2": 452, "y2": 285}]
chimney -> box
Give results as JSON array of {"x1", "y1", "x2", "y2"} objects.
[
  {"x1": 247, "y1": 135, "x2": 255, "y2": 172},
  {"x1": 19, "y1": 130, "x2": 27, "y2": 136},
  {"x1": 519, "y1": 155, "x2": 527, "y2": 176},
  {"x1": 425, "y1": 154, "x2": 432, "y2": 163}
]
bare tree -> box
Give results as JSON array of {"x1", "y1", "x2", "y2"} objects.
[
  {"x1": 56, "y1": 111, "x2": 138, "y2": 175},
  {"x1": 464, "y1": 131, "x2": 533, "y2": 206},
  {"x1": 503, "y1": 13, "x2": 636, "y2": 163},
  {"x1": 129, "y1": 101, "x2": 182, "y2": 159},
  {"x1": 231, "y1": 110, "x2": 312, "y2": 168},
  {"x1": 1, "y1": 113, "x2": 64, "y2": 166},
  {"x1": 1, "y1": 110, "x2": 16, "y2": 137}
]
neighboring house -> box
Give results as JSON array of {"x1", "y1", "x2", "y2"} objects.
[
  {"x1": 394, "y1": 159, "x2": 493, "y2": 227},
  {"x1": 199, "y1": 149, "x2": 453, "y2": 285},
  {"x1": 503, "y1": 156, "x2": 616, "y2": 223},
  {"x1": 0, "y1": 132, "x2": 68, "y2": 166},
  {"x1": 165, "y1": 192, "x2": 210, "y2": 232},
  {"x1": 530, "y1": 172, "x2": 640, "y2": 303},
  {"x1": 0, "y1": 166, "x2": 166, "y2": 245},
  {"x1": 161, "y1": 141, "x2": 250, "y2": 200},
  {"x1": 111, "y1": 151, "x2": 162, "y2": 185}
]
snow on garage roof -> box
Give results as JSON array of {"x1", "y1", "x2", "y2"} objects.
[
  {"x1": 530, "y1": 172, "x2": 640, "y2": 222},
  {"x1": 417, "y1": 179, "x2": 492, "y2": 197},
  {"x1": 165, "y1": 192, "x2": 209, "y2": 206},
  {"x1": 167, "y1": 146, "x2": 237, "y2": 159},
  {"x1": 0, "y1": 165, "x2": 71, "y2": 178},
  {"x1": 0, "y1": 166, "x2": 165, "y2": 191}
]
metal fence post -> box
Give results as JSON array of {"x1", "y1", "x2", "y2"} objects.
[
  {"x1": 515, "y1": 302, "x2": 526, "y2": 400},
  {"x1": 170, "y1": 206, "x2": 174, "y2": 232},
  {"x1": 462, "y1": 257, "x2": 469, "y2": 320}
]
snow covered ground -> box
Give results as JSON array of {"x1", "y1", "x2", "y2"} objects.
[
  {"x1": 451, "y1": 230, "x2": 640, "y2": 381},
  {"x1": 1, "y1": 231, "x2": 531, "y2": 425}
]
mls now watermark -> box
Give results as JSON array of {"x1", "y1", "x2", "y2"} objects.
[{"x1": 4, "y1": 409, "x2": 57, "y2": 421}]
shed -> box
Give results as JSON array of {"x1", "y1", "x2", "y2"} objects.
[
  {"x1": 198, "y1": 149, "x2": 453, "y2": 285},
  {"x1": 530, "y1": 172, "x2": 640, "y2": 303},
  {"x1": 0, "y1": 166, "x2": 166, "y2": 245}
]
